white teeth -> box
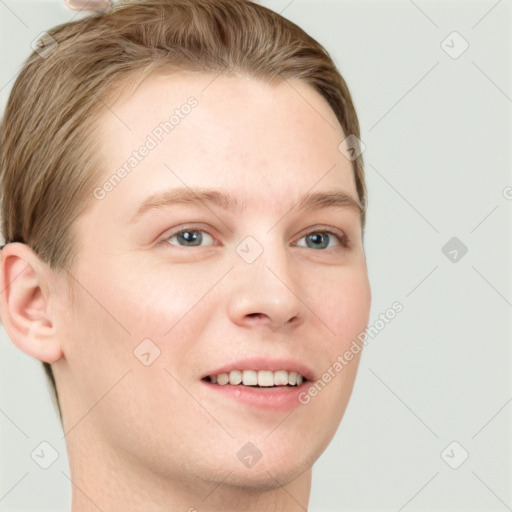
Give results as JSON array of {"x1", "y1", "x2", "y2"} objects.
[
  {"x1": 242, "y1": 370, "x2": 258, "y2": 386},
  {"x1": 229, "y1": 370, "x2": 242, "y2": 385},
  {"x1": 217, "y1": 373, "x2": 229, "y2": 385},
  {"x1": 208, "y1": 369, "x2": 305, "y2": 387},
  {"x1": 274, "y1": 370, "x2": 288, "y2": 386},
  {"x1": 258, "y1": 370, "x2": 274, "y2": 387}
]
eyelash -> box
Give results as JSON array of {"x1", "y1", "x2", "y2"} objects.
[{"x1": 158, "y1": 225, "x2": 350, "y2": 250}]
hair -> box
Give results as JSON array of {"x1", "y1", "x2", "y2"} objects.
[{"x1": 0, "y1": 0, "x2": 367, "y2": 423}]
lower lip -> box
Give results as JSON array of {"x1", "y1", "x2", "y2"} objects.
[{"x1": 201, "y1": 380, "x2": 309, "y2": 411}]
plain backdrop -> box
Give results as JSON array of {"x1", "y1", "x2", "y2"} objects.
[{"x1": 0, "y1": 0, "x2": 511, "y2": 511}]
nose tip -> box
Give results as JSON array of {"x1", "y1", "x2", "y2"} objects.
[{"x1": 227, "y1": 258, "x2": 303, "y2": 331}]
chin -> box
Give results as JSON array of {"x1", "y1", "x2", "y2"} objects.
[
  {"x1": 206, "y1": 433, "x2": 323, "y2": 489},
  {"x1": 214, "y1": 459, "x2": 313, "y2": 491}
]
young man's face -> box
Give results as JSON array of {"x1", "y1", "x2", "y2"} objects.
[{"x1": 52, "y1": 71, "x2": 371, "y2": 491}]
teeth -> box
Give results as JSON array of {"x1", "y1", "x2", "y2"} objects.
[
  {"x1": 274, "y1": 370, "x2": 288, "y2": 386},
  {"x1": 258, "y1": 370, "x2": 274, "y2": 387},
  {"x1": 229, "y1": 370, "x2": 242, "y2": 385},
  {"x1": 208, "y1": 369, "x2": 305, "y2": 387},
  {"x1": 242, "y1": 370, "x2": 258, "y2": 386},
  {"x1": 217, "y1": 373, "x2": 229, "y2": 385}
]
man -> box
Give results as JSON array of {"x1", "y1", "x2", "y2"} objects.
[{"x1": 0, "y1": 1, "x2": 371, "y2": 509}]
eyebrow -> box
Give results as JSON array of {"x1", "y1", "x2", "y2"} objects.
[{"x1": 130, "y1": 187, "x2": 363, "y2": 223}]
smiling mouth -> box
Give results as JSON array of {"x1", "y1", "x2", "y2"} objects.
[{"x1": 202, "y1": 369, "x2": 306, "y2": 388}]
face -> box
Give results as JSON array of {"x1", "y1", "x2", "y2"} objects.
[{"x1": 52, "y1": 71, "x2": 371, "y2": 491}]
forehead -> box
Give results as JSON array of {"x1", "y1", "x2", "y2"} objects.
[{"x1": 92, "y1": 71, "x2": 357, "y2": 219}]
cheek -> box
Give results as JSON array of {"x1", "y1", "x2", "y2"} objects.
[
  {"x1": 304, "y1": 266, "x2": 370, "y2": 412},
  {"x1": 58, "y1": 261, "x2": 216, "y2": 431},
  {"x1": 313, "y1": 266, "x2": 371, "y2": 354},
  {"x1": 78, "y1": 253, "x2": 217, "y2": 339},
  {"x1": 62, "y1": 251, "x2": 229, "y2": 406},
  {"x1": 298, "y1": 269, "x2": 370, "y2": 436}
]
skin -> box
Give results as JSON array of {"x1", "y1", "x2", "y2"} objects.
[
  {"x1": 64, "y1": 0, "x2": 113, "y2": 13},
  {"x1": 0, "y1": 71, "x2": 371, "y2": 511}
]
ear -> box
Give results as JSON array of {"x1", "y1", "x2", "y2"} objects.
[{"x1": 0, "y1": 243, "x2": 63, "y2": 363}]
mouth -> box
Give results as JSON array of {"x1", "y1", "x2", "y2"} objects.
[
  {"x1": 202, "y1": 369, "x2": 307, "y2": 388},
  {"x1": 200, "y1": 358, "x2": 314, "y2": 410}
]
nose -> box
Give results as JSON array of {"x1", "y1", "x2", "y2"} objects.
[{"x1": 226, "y1": 237, "x2": 305, "y2": 331}]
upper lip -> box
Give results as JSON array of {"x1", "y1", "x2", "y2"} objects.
[{"x1": 202, "y1": 357, "x2": 316, "y2": 382}]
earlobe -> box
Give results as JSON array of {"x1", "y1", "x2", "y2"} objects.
[{"x1": 0, "y1": 243, "x2": 63, "y2": 364}]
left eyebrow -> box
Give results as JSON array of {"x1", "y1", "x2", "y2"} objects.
[
  {"x1": 129, "y1": 187, "x2": 363, "y2": 223},
  {"x1": 296, "y1": 190, "x2": 364, "y2": 216}
]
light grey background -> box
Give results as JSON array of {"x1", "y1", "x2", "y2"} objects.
[{"x1": 1, "y1": 0, "x2": 511, "y2": 511}]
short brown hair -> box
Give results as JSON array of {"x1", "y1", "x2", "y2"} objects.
[{"x1": 0, "y1": 0, "x2": 367, "y2": 421}]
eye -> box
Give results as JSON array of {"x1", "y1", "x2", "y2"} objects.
[
  {"x1": 158, "y1": 226, "x2": 348, "y2": 250},
  {"x1": 294, "y1": 230, "x2": 348, "y2": 250},
  {"x1": 163, "y1": 228, "x2": 216, "y2": 247}
]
